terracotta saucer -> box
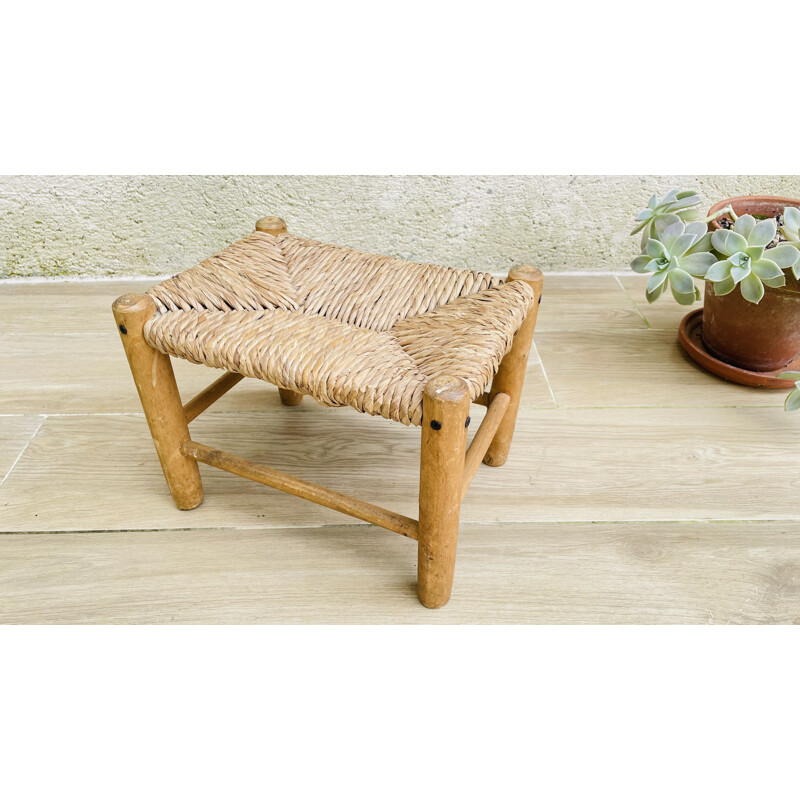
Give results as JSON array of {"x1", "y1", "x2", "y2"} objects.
[{"x1": 678, "y1": 309, "x2": 800, "y2": 389}]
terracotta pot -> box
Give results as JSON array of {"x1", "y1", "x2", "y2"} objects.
[{"x1": 701, "y1": 195, "x2": 800, "y2": 372}]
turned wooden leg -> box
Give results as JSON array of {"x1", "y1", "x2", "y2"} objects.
[
  {"x1": 418, "y1": 375, "x2": 470, "y2": 609},
  {"x1": 278, "y1": 388, "x2": 304, "y2": 406},
  {"x1": 112, "y1": 294, "x2": 203, "y2": 510},
  {"x1": 483, "y1": 266, "x2": 543, "y2": 468},
  {"x1": 256, "y1": 215, "x2": 304, "y2": 408}
]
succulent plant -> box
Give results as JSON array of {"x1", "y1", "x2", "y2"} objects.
[
  {"x1": 777, "y1": 371, "x2": 800, "y2": 412},
  {"x1": 778, "y1": 207, "x2": 800, "y2": 278},
  {"x1": 630, "y1": 191, "x2": 800, "y2": 309},
  {"x1": 631, "y1": 189, "x2": 703, "y2": 248},
  {"x1": 630, "y1": 220, "x2": 715, "y2": 304},
  {"x1": 704, "y1": 215, "x2": 800, "y2": 303}
]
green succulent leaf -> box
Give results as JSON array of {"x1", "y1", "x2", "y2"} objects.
[
  {"x1": 751, "y1": 258, "x2": 784, "y2": 281},
  {"x1": 670, "y1": 284, "x2": 701, "y2": 305},
  {"x1": 654, "y1": 222, "x2": 686, "y2": 252},
  {"x1": 645, "y1": 280, "x2": 666, "y2": 304},
  {"x1": 672, "y1": 290, "x2": 697, "y2": 306},
  {"x1": 784, "y1": 388, "x2": 800, "y2": 412},
  {"x1": 652, "y1": 213, "x2": 682, "y2": 238},
  {"x1": 686, "y1": 232, "x2": 712, "y2": 255},
  {"x1": 684, "y1": 222, "x2": 708, "y2": 237},
  {"x1": 749, "y1": 218, "x2": 777, "y2": 248},
  {"x1": 777, "y1": 371, "x2": 800, "y2": 381},
  {"x1": 660, "y1": 221, "x2": 685, "y2": 251},
  {"x1": 705, "y1": 260, "x2": 733, "y2": 283},
  {"x1": 781, "y1": 207, "x2": 800, "y2": 242},
  {"x1": 712, "y1": 276, "x2": 736, "y2": 296},
  {"x1": 681, "y1": 252, "x2": 716, "y2": 277},
  {"x1": 632, "y1": 190, "x2": 700, "y2": 240},
  {"x1": 784, "y1": 207, "x2": 800, "y2": 227},
  {"x1": 646, "y1": 238, "x2": 668, "y2": 259},
  {"x1": 740, "y1": 272, "x2": 765, "y2": 304},
  {"x1": 668, "y1": 268, "x2": 695, "y2": 296},
  {"x1": 763, "y1": 276, "x2": 788, "y2": 289},
  {"x1": 670, "y1": 198, "x2": 701, "y2": 212},
  {"x1": 631, "y1": 255, "x2": 653, "y2": 273},
  {"x1": 730, "y1": 263, "x2": 752, "y2": 283},
  {"x1": 728, "y1": 251, "x2": 750, "y2": 268},
  {"x1": 770, "y1": 244, "x2": 800, "y2": 269},
  {"x1": 671, "y1": 233, "x2": 700, "y2": 258},
  {"x1": 712, "y1": 229, "x2": 748, "y2": 256},
  {"x1": 733, "y1": 214, "x2": 756, "y2": 238},
  {"x1": 670, "y1": 193, "x2": 701, "y2": 210},
  {"x1": 647, "y1": 269, "x2": 669, "y2": 293}
]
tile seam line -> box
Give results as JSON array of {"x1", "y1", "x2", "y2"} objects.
[
  {"x1": 2, "y1": 518, "x2": 799, "y2": 536},
  {"x1": 0, "y1": 401, "x2": 786, "y2": 419},
  {"x1": 0, "y1": 415, "x2": 46, "y2": 488},
  {"x1": 531, "y1": 341, "x2": 557, "y2": 407},
  {"x1": 614, "y1": 274, "x2": 651, "y2": 329}
]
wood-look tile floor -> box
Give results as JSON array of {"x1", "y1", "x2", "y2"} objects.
[{"x1": 1, "y1": 275, "x2": 798, "y2": 624}]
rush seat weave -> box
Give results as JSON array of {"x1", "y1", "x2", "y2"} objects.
[{"x1": 143, "y1": 231, "x2": 537, "y2": 425}]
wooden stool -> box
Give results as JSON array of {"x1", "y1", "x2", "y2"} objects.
[{"x1": 113, "y1": 218, "x2": 542, "y2": 607}]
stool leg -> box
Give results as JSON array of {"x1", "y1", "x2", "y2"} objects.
[
  {"x1": 256, "y1": 215, "x2": 304, "y2": 408},
  {"x1": 483, "y1": 266, "x2": 543, "y2": 468},
  {"x1": 112, "y1": 294, "x2": 203, "y2": 510},
  {"x1": 278, "y1": 388, "x2": 304, "y2": 406},
  {"x1": 418, "y1": 376, "x2": 470, "y2": 608}
]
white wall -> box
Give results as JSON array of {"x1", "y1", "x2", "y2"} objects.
[{"x1": 2, "y1": 175, "x2": 799, "y2": 278}]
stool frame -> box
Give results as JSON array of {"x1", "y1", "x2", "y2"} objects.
[{"x1": 112, "y1": 217, "x2": 542, "y2": 608}]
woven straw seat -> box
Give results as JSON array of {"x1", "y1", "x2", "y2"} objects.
[
  {"x1": 143, "y1": 230, "x2": 537, "y2": 425},
  {"x1": 113, "y1": 216, "x2": 543, "y2": 608}
]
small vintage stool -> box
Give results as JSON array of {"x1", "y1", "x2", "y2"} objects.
[{"x1": 112, "y1": 217, "x2": 542, "y2": 607}]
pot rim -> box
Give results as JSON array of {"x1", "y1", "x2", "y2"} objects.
[{"x1": 708, "y1": 195, "x2": 800, "y2": 229}]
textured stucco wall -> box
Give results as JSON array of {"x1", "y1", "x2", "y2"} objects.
[{"x1": 2, "y1": 175, "x2": 800, "y2": 279}]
